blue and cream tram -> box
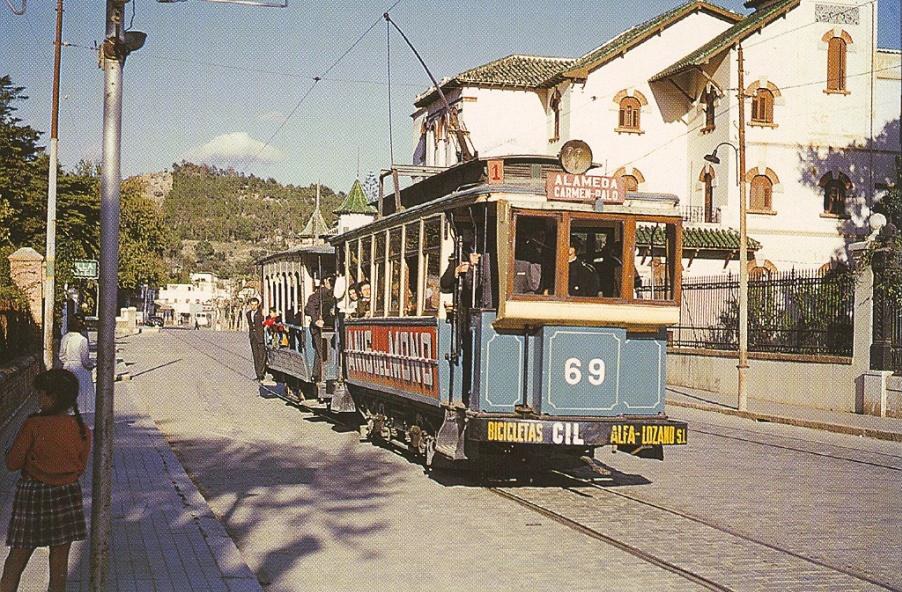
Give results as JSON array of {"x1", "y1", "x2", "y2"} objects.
[
  {"x1": 331, "y1": 152, "x2": 688, "y2": 468},
  {"x1": 257, "y1": 244, "x2": 354, "y2": 411}
]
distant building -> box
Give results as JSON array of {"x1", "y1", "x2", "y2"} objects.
[
  {"x1": 156, "y1": 272, "x2": 230, "y2": 324},
  {"x1": 412, "y1": 0, "x2": 902, "y2": 275}
]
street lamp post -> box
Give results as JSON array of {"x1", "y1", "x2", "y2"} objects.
[
  {"x1": 705, "y1": 137, "x2": 749, "y2": 412},
  {"x1": 702, "y1": 44, "x2": 749, "y2": 413}
]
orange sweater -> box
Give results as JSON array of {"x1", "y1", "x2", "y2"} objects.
[{"x1": 6, "y1": 415, "x2": 91, "y2": 485}]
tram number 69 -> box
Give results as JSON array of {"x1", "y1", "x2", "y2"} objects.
[{"x1": 564, "y1": 357, "x2": 606, "y2": 386}]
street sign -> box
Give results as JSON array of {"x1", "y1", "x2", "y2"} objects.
[{"x1": 73, "y1": 259, "x2": 99, "y2": 279}]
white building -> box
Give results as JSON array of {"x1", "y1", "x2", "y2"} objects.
[
  {"x1": 412, "y1": 0, "x2": 901, "y2": 275},
  {"x1": 156, "y1": 272, "x2": 230, "y2": 324}
]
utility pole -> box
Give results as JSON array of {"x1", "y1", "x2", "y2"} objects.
[
  {"x1": 43, "y1": 0, "x2": 64, "y2": 370},
  {"x1": 737, "y1": 43, "x2": 749, "y2": 412},
  {"x1": 91, "y1": 2, "x2": 129, "y2": 588}
]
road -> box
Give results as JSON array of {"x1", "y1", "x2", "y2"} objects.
[{"x1": 120, "y1": 329, "x2": 902, "y2": 592}]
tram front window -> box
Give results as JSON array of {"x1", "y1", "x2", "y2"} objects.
[
  {"x1": 569, "y1": 220, "x2": 625, "y2": 298},
  {"x1": 512, "y1": 215, "x2": 557, "y2": 295}
]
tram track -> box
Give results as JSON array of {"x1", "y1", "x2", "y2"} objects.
[
  {"x1": 156, "y1": 331, "x2": 900, "y2": 590},
  {"x1": 546, "y1": 469, "x2": 900, "y2": 591},
  {"x1": 488, "y1": 485, "x2": 735, "y2": 592}
]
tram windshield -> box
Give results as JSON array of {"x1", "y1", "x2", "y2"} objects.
[{"x1": 508, "y1": 210, "x2": 680, "y2": 304}]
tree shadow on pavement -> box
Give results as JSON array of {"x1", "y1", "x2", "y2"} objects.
[{"x1": 163, "y1": 430, "x2": 397, "y2": 590}]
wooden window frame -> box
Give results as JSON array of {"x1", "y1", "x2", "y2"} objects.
[
  {"x1": 749, "y1": 175, "x2": 774, "y2": 212},
  {"x1": 750, "y1": 88, "x2": 775, "y2": 125},
  {"x1": 616, "y1": 96, "x2": 642, "y2": 134},
  {"x1": 506, "y1": 210, "x2": 681, "y2": 306},
  {"x1": 826, "y1": 36, "x2": 848, "y2": 93}
]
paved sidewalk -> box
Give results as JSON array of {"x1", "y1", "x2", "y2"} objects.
[
  {"x1": 0, "y1": 382, "x2": 262, "y2": 592},
  {"x1": 666, "y1": 384, "x2": 902, "y2": 442}
]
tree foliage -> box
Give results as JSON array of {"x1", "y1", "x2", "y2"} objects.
[
  {"x1": 162, "y1": 162, "x2": 343, "y2": 245},
  {"x1": 0, "y1": 76, "x2": 175, "y2": 305}
]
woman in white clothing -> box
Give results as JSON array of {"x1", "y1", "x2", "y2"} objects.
[{"x1": 59, "y1": 316, "x2": 95, "y2": 406}]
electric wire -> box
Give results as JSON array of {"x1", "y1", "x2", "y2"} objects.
[
  {"x1": 3, "y1": 0, "x2": 26, "y2": 16},
  {"x1": 231, "y1": 0, "x2": 404, "y2": 172}
]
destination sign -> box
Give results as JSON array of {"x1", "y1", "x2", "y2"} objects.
[
  {"x1": 546, "y1": 172, "x2": 624, "y2": 204},
  {"x1": 345, "y1": 324, "x2": 439, "y2": 399}
]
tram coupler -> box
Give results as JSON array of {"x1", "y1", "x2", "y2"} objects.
[
  {"x1": 329, "y1": 381, "x2": 356, "y2": 413},
  {"x1": 436, "y1": 407, "x2": 468, "y2": 460}
]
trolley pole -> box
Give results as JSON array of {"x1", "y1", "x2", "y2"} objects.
[
  {"x1": 42, "y1": 0, "x2": 64, "y2": 371},
  {"x1": 736, "y1": 44, "x2": 749, "y2": 412},
  {"x1": 91, "y1": 2, "x2": 126, "y2": 589}
]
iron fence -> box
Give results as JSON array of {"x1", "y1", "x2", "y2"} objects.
[
  {"x1": 871, "y1": 277, "x2": 902, "y2": 375},
  {"x1": 680, "y1": 205, "x2": 720, "y2": 224},
  {"x1": 663, "y1": 269, "x2": 854, "y2": 356},
  {"x1": 0, "y1": 301, "x2": 40, "y2": 365}
]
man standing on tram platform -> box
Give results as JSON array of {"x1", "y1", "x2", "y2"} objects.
[
  {"x1": 246, "y1": 297, "x2": 267, "y2": 381},
  {"x1": 305, "y1": 276, "x2": 336, "y2": 383}
]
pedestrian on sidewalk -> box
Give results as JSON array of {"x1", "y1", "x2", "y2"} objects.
[
  {"x1": 1, "y1": 369, "x2": 91, "y2": 592},
  {"x1": 246, "y1": 298, "x2": 267, "y2": 381},
  {"x1": 58, "y1": 316, "x2": 95, "y2": 409}
]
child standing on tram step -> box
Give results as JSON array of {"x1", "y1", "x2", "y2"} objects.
[{"x1": 1, "y1": 369, "x2": 91, "y2": 592}]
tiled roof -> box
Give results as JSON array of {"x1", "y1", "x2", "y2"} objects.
[
  {"x1": 651, "y1": 0, "x2": 800, "y2": 81},
  {"x1": 455, "y1": 54, "x2": 574, "y2": 88},
  {"x1": 637, "y1": 225, "x2": 761, "y2": 251},
  {"x1": 334, "y1": 179, "x2": 376, "y2": 215},
  {"x1": 300, "y1": 206, "x2": 334, "y2": 238},
  {"x1": 415, "y1": 1, "x2": 741, "y2": 106},
  {"x1": 414, "y1": 55, "x2": 572, "y2": 106},
  {"x1": 561, "y1": 0, "x2": 742, "y2": 79}
]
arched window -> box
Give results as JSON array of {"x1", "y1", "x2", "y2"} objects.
[
  {"x1": 614, "y1": 167, "x2": 645, "y2": 193},
  {"x1": 618, "y1": 96, "x2": 641, "y2": 131},
  {"x1": 750, "y1": 175, "x2": 773, "y2": 211},
  {"x1": 827, "y1": 37, "x2": 848, "y2": 92},
  {"x1": 620, "y1": 174, "x2": 639, "y2": 193},
  {"x1": 820, "y1": 172, "x2": 852, "y2": 216},
  {"x1": 751, "y1": 88, "x2": 774, "y2": 124}
]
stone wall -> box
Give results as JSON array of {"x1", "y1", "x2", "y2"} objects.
[
  {"x1": 0, "y1": 355, "x2": 39, "y2": 429},
  {"x1": 668, "y1": 349, "x2": 856, "y2": 412}
]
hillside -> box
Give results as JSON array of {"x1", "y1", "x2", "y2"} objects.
[{"x1": 154, "y1": 162, "x2": 344, "y2": 280}]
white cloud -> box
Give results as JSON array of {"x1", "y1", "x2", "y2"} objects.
[
  {"x1": 181, "y1": 132, "x2": 284, "y2": 166},
  {"x1": 257, "y1": 110, "x2": 286, "y2": 123}
]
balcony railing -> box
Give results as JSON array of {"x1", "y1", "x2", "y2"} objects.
[{"x1": 681, "y1": 206, "x2": 720, "y2": 224}]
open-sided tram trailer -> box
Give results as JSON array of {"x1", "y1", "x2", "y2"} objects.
[{"x1": 328, "y1": 154, "x2": 687, "y2": 469}]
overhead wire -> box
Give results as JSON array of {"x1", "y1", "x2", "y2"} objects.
[
  {"x1": 62, "y1": 42, "x2": 421, "y2": 87},
  {"x1": 3, "y1": 0, "x2": 26, "y2": 16},
  {"x1": 231, "y1": 0, "x2": 405, "y2": 172}
]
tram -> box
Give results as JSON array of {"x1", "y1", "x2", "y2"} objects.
[
  {"x1": 257, "y1": 243, "x2": 355, "y2": 412},
  {"x1": 330, "y1": 148, "x2": 688, "y2": 469}
]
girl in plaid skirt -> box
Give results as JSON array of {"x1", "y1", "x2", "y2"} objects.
[{"x1": 1, "y1": 369, "x2": 91, "y2": 592}]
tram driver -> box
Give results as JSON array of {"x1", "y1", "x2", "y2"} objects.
[{"x1": 568, "y1": 236, "x2": 600, "y2": 297}]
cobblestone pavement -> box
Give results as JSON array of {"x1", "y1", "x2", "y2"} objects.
[{"x1": 123, "y1": 330, "x2": 902, "y2": 592}]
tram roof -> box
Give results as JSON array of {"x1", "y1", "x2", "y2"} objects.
[
  {"x1": 331, "y1": 155, "x2": 682, "y2": 242},
  {"x1": 255, "y1": 242, "x2": 335, "y2": 266}
]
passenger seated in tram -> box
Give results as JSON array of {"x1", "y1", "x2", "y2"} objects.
[
  {"x1": 568, "y1": 236, "x2": 600, "y2": 297},
  {"x1": 595, "y1": 242, "x2": 624, "y2": 298},
  {"x1": 352, "y1": 280, "x2": 371, "y2": 318},
  {"x1": 263, "y1": 308, "x2": 284, "y2": 347},
  {"x1": 512, "y1": 216, "x2": 555, "y2": 295}
]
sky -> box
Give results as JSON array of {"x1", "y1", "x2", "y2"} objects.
[{"x1": 2, "y1": 0, "x2": 900, "y2": 195}]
